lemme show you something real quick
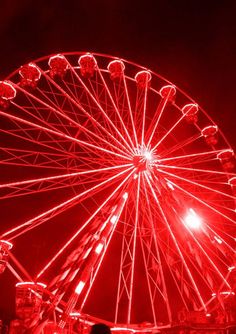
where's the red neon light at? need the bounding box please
[16,282,47,288]
[184,208,202,229]
[0,52,235,328]
[75,281,85,295]
[0,240,13,249]
[0,81,16,100]
[95,243,104,254]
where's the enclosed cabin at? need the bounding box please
[182,103,199,124]
[201,125,218,146]
[0,81,16,109]
[48,54,68,79]
[135,70,151,89]
[107,60,125,81]
[217,150,235,172]
[159,85,176,104]
[15,282,46,321]
[78,54,97,78]
[19,63,41,88]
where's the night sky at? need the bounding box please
[0,0,236,324]
[0,0,235,148]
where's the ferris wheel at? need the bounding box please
[0,52,236,332]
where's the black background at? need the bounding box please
[0,0,235,322]
[0,0,235,144]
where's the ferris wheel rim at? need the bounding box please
[0,51,235,329]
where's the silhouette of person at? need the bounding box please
[90,323,111,334]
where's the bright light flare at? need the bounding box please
[184,208,202,229]
[144,150,153,161]
[75,280,85,295]
[228,266,235,271]
[110,215,118,224]
[166,181,174,190]
[214,236,222,244]
[95,243,104,254]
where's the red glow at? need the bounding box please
[75,280,85,295]
[16,282,46,288]
[135,70,152,88]
[0,239,13,249]
[95,243,104,254]
[0,52,235,330]
[0,81,16,100]
[19,63,41,81]
[78,54,97,78]
[159,85,176,101]
[184,208,202,229]
[107,59,125,80]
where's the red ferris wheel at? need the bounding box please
[0,52,236,332]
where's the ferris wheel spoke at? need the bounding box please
[37,79,68,112]
[140,79,149,146]
[0,146,74,170]
[0,110,131,162]
[37,85,132,159]
[114,228,127,322]
[12,82,131,159]
[1,165,134,240]
[36,170,133,283]
[37,77,81,122]
[146,89,174,147]
[58,79,134,157]
[165,176,236,227]
[170,243,215,296]
[159,244,193,311]
[0,176,76,199]
[0,117,83,161]
[11,100,73,138]
[145,172,208,311]
[122,74,138,147]
[132,83,148,147]
[204,224,236,254]
[126,174,140,324]
[79,192,129,312]
[158,168,236,210]
[66,64,134,154]
[158,149,224,164]
[0,121,83,165]
[11,82,82,137]
[138,233,165,325]
[155,227,213,309]
[0,142,123,173]
[197,231,233,269]
[180,220,231,289]
[22,65,133,157]
[146,176,203,317]
[151,112,186,152]
[158,163,236,179]
[61,72,119,139]
[0,164,131,199]
[46,191,129,320]
[114,179,143,323]
[96,68,135,149]
[158,133,202,158]
[162,240,208,310]
[141,174,173,323]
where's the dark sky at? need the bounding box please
[0,0,235,145]
[0,0,236,323]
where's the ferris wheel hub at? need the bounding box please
[132,147,154,172]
